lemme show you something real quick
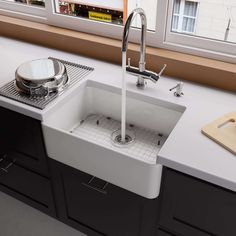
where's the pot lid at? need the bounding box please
[16,58,65,83]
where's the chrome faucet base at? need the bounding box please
[136,77,146,89]
[136,83,145,89]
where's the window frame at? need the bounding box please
[0,0,236,63]
[45,0,163,47]
[164,0,236,63]
[0,0,46,22]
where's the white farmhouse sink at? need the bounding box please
[42,80,186,198]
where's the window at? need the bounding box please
[52,0,158,31]
[166,0,236,62]
[170,0,236,43]
[172,0,198,34]
[54,0,124,25]
[1,0,45,7]
[0,0,46,21]
[0,0,235,63]
[45,0,160,46]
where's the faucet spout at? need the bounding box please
[122,8,147,77]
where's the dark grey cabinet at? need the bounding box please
[0,106,56,216]
[158,168,236,236]
[156,228,178,236]
[0,107,49,176]
[0,161,55,214]
[49,159,159,236]
[2,106,236,236]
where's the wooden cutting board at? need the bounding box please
[201,111,236,155]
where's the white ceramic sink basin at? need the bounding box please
[42,80,186,198]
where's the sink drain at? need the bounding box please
[111,129,135,147]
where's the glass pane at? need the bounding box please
[1,0,45,7]
[54,0,158,31]
[171,0,236,44]
[172,15,179,30]
[173,0,180,14]
[184,1,197,17]
[182,17,195,32]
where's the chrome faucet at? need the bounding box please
[122,8,166,89]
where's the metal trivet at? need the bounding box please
[70,114,167,164]
[0,57,94,110]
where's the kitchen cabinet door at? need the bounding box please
[159,168,236,236]
[0,107,49,176]
[50,159,159,236]
[0,158,56,216]
[156,228,179,236]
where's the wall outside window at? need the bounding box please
[195,0,236,43]
[170,0,236,43]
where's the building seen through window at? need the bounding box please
[54,0,236,43]
[57,1,123,25]
[2,0,45,7]
[54,0,158,31]
[172,0,198,33]
[171,0,236,43]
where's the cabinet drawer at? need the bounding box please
[160,168,236,236]
[50,159,158,236]
[2,149,49,177]
[0,159,55,216]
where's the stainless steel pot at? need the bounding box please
[15,58,69,97]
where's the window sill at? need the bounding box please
[0,15,235,92]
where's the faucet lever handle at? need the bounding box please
[158,64,167,77]
[169,85,178,91]
[128,58,131,67]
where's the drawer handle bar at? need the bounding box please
[82,176,109,195]
[0,154,7,163]
[0,154,16,173]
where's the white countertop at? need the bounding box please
[1,36,236,192]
